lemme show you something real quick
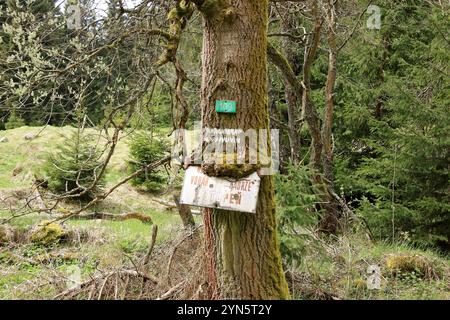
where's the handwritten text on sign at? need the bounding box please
[180,166,260,213]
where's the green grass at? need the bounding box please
[0,125,186,231]
[0,126,194,299]
[0,126,70,188]
[292,232,450,300]
[0,125,133,188]
[68,209,187,244]
[2,126,447,300]
[0,207,193,299]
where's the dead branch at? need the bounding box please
[65,212,153,224]
[53,269,158,300]
[156,281,186,300]
[152,198,178,210]
[165,225,203,284]
[143,224,159,266]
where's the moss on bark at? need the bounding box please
[198,0,290,299]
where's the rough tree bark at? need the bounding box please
[173,194,195,229]
[194,0,290,299]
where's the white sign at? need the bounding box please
[180,166,260,213]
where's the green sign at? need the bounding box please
[215,100,237,114]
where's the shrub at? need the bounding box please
[29,220,66,245]
[275,164,323,265]
[0,225,15,244]
[5,109,25,129]
[42,131,105,200]
[385,254,440,280]
[128,132,168,193]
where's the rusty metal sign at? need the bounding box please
[180,166,260,213]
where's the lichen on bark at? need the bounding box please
[156,1,194,67]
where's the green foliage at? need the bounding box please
[129,83,173,130]
[117,237,147,254]
[0,0,132,127]
[128,132,168,193]
[334,1,450,250]
[0,0,68,126]
[275,164,322,265]
[289,231,450,300]
[5,108,25,129]
[42,131,105,200]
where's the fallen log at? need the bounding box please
[69,212,152,224]
[151,198,201,215]
[152,198,177,210]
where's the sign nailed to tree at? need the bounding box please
[180,166,260,213]
[215,100,237,113]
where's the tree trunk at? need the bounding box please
[267,7,342,234]
[302,5,323,172]
[173,194,195,229]
[196,0,290,299]
[322,1,337,188]
[281,16,301,164]
[374,34,389,119]
[318,1,340,234]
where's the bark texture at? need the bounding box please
[173,194,195,229]
[197,0,290,299]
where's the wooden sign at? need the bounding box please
[215,100,237,113]
[180,166,260,213]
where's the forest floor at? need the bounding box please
[0,126,449,300]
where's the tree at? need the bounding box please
[43,130,105,200]
[267,1,344,233]
[0,0,61,125]
[128,131,169,192]
[335,0,450,249]
[278,6,304,165]
[193,0,290,299]
[4,106,24,129]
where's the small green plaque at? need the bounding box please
[215,100,237,114]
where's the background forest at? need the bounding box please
[0,0,448,300]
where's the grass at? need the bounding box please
[1,126,448,300]
[68,209,188,245]
[290,232,450,300]
[0,125,132,188]
[0,207,195,299]
[0,126,195,299]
